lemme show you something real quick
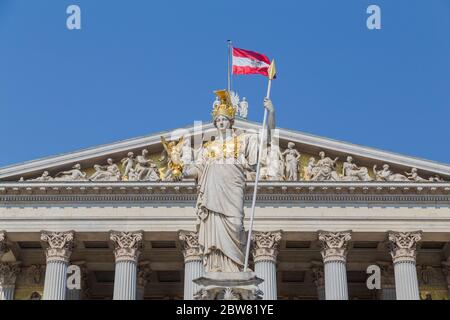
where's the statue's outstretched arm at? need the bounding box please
[263,98,276,143]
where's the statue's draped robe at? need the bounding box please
[311,157,340,181]
[194,132,258,272]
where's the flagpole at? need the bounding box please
[227,40,232,92]
[243,60,275,272]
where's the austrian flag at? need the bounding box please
[232,47,273,77]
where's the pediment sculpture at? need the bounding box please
[18,145,446,183]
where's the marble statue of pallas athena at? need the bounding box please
[183,90,275,273]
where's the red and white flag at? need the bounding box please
[232,47,272,77]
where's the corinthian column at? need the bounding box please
[251,231,282,300]
[41,231,75,300]
[110,231,143,300]
[0,262,21,300]
[318,230,352,300]
[179,230,203,300]
[388,231,422,300]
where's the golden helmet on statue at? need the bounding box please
[211,89,236,120]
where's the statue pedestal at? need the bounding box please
[193,272,263,300]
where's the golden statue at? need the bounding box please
[160,135,185,180]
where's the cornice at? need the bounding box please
[0,181,449,205]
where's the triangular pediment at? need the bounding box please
[1,119,449,182]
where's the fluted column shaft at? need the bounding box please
[388,231,422,300]
[43,260,69,300]
[41,231,75,300]
[324,260,348,300]
[113,260,137,300]
[184,257,203,300]
[318,230,352,300]
[110,231,143,300]
[179,231,203,300]
[393,261,420,300]
[254,260,277,300]
[251,231,282,300]
[0,285,15,300]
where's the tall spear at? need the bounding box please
[244,59,277,272]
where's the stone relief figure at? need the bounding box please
[341,156,372,181]
[405,168,428,182]
[304,157,316,181]
[135,149,160,181]
[228,91,249,119]
[20,171,53,182]
[429,174,445,182]
[89,158,121,181]
[260,143,284,181]
[183,90,276,273]
[282,142,301,181]
[229,91,240,110]
[373,164,409,181]
[310,151,340,181]
[54,164,87,181]
[120,152,135,180]
[127,167,139,181]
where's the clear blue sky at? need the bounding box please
[1,0,449,167]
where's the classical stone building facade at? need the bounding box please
[1,119,449,300]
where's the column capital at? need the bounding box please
[388,231,422,264]
[251,230,283,263]
[0,262,21,286]
[318,230,352,263]
[178,230,202,263]
[40,231,75,263]
[110,230,144,263]
[0,231,8,257]
[137,261,152,289]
